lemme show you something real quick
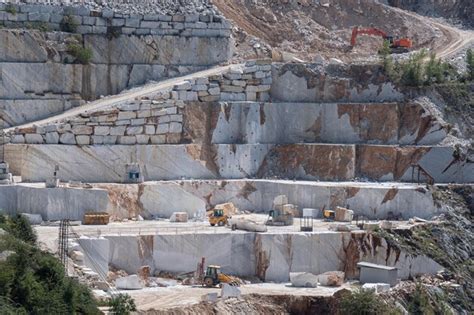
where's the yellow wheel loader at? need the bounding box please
[203,265,240,287]
[208,209,229,227]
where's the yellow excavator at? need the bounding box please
[203,265,241,287]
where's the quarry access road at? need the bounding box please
[388,6,474,59]
[4,64,238,133]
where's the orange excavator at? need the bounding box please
[350,26,412,54]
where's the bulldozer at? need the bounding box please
[203,265,241,287]
[350,26,412,53]
[208,209,229,227]
[265,209,294,226]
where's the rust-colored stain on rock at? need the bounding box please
[237,182,257,199]
[382,188,399,204]
[257,144,354,180]
[137,235,154,261]
[185,144,220,177]
[399,102,441,144]
[356,145,430,180]
[337,103,398,142]
[345,187,360,199]
[182,102,219,144]
[259,103,266,125]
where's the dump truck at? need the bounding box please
[208,209,229,226]
[203,265,240,287]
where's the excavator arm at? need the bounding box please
[351,26,388,46]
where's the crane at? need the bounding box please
[350,26,413,54]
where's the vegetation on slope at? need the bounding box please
[0,214,100,314]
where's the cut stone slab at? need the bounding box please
[290,272,318,288]
[116,275,143,290]
[362,283,391,293]
[335,207,354,222]
[221,283,241,299]
[170,212,188,222]
[202,292,218,302]
[317,271,344,287]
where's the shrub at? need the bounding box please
[339,288,399,315]
[467,49,474,81]
[1,214,37,244]
[5,4,17,15]
[67,44,93,65]
[60,15,78,33]
[109,294,137,315]
[0,215,100,314]
[26,22,50,32]
[407,283,436,315]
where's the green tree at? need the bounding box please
[6,215,37,244]
[109,294,137,315]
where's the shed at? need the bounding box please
[357,262,398,287]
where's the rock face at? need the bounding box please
[105,230,442,282]
[0,2,233,127]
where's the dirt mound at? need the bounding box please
[213,0,441,62]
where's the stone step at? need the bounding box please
[6,143,472,183]
[0,179,448,221]
[184,101,446,145]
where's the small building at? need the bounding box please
[357,262,398,287]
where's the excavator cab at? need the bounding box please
[203,265,240,287]
[204,265,221,287]
[209,209,229,226]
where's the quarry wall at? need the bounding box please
[105,231,442,282]
[0,3,232,127]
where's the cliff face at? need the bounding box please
[387,0,474,28]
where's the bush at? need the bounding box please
[407,283,436,315]
[339,288,399,315]
[67,44,93,65]
[109,294,137,315]
[0,214,37,244]
[5,4,17,15]
[0,216,100,314]
[382,49,458,87]
[467,49,474,81]
[60,15,79,33]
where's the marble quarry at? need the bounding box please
[104,230,442,282]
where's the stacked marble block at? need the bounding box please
[0,3,231,37]
[0,162,12,184]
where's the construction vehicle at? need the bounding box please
[350,26,412,53]
[265,209,294,226]
[203,265,240,287]
[83,212,110,225]
[323,210,335,222]
[208,209,229,226]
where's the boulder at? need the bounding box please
[273,195,288,210]
[214,202,238,216]
[379,221,393,230]
[221,283,241,299]
[202,292,218,302]
[335,207,353,222]
[317,271,345,287]
[362,283,391,293]
[170,212,188,222]
[20,213,43,225]
[116,275,143,290]
[70,250,85,263]
[282,204,300,217]
[290,272,318,288]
